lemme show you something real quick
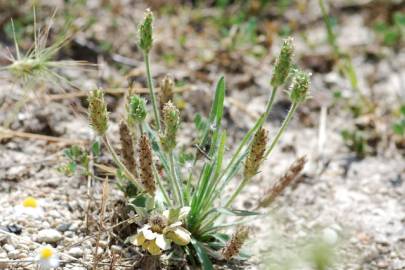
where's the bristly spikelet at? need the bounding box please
[244,128,268,179]
[160,101,180,153]
[119,121,137,177]
[258,156,306,208]
[271,37,294,88]
[221,227,250,261]
[138,9,154,53]
[88,89,108,136]
[139,134,156,195]
[159,75,175,112]
[289,70,311,104]
[3,11,91,89]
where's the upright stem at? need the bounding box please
[218,87,278,180]
[102,135,144,191]
[152,163,172,207]
[264,102,298,159]
[144,52,161,131]
[224,176,251,208]
[169,152,184,206]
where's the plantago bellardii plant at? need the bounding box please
[83,9,310,269]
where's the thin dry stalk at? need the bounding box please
[258,156,306,208]
[85,149,95,232]
[92,177,110,270]
[0,127,88,145]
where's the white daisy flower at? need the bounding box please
[36,245,59,269]
[15,197,44,218]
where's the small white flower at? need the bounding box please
[15,197,44,218]
[36,246,59,269]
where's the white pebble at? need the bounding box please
[322,227,338,245]
[37,229,63,244]
[68,247,83,258]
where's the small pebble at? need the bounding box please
[3,244,15,253]
[37,229,63,244]
[57,223,71,232]
[68,247,83,258]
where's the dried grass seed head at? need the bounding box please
[139,134,156,195]
[88,89,109,136]
[159,75,175,110]
[244,128,268,179]
[259,156,306,208]
[222,226,250,261]
[119,121,137,176]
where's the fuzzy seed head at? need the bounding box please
[289,70,311,104]
[259,156,306,208]
[88,89,108,136]
[139,135,156,195]
[244,128,268,179]
[138,9,154,53]
[271,37,294,88]
[119,121,137,177]
[222,227,250,260]
[160,101,180,152]
[128,95,147,124]
[159,75,175,112]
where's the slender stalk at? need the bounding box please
[264,102,298,158]
[224,176,251,208]
[152,162,172,207]
[102,135,144,191]
[318,0,339,57]
[169,152,184,206]
[144,52,161,131]
[318,0,371,109]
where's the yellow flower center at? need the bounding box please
[22,197,38,208]
[39,247,53,259]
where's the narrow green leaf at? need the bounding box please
[208,76,226,126]
[191,239,214,270]
[214,208,261,217]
